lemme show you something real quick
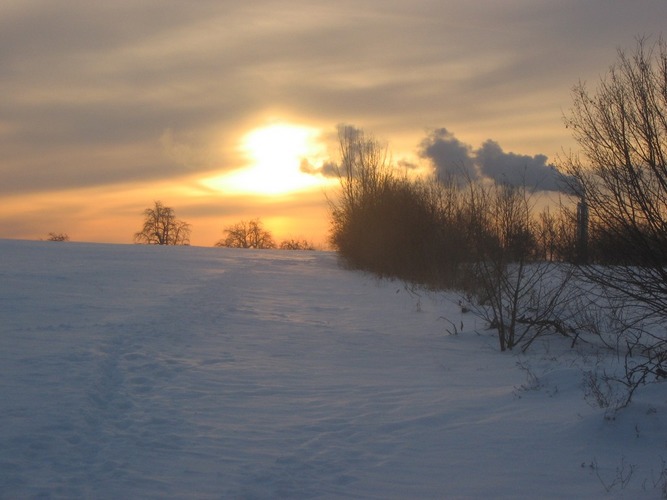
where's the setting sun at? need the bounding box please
[203,122,331,196]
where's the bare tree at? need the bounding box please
[328,124,404,274]
[334,124,392,204]
[134,201,191,245]
[328,125,393,256]
[561,36,667,397]
[46,232,70,242]
[215,219,276,249]
[279,238,316,250]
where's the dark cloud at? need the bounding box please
[419,129,570,193]
[418,128,476,181]
[475,140,566,192]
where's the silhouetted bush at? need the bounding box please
[216,219,276,249]
[46,232,70,242]
[279,239,316,250]
[328,126,476,287]
[333,177,450,284]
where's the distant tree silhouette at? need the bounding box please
[134,201,191,245]
[46,232,69,242]
[279,238,316,250]
[215,219,276,249]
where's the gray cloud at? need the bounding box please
[418,128,476,181]
[419,129,569,193]
[477,140,568,192]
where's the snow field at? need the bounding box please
[0,239,665,498]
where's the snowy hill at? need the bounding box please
[0,239,665,498]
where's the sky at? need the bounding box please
[2,0,666,247]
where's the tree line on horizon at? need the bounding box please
[46,203,315,250]
[130,200,315,250]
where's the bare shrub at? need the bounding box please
[575,287,666,414]
[587,457,636,493]
[279,239,316,250]
[462,182,577,351]
[46,232,70,242]
[216,219,276,249]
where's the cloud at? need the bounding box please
[418,128,477,181]
[419,129,570,193]
[160,129,214,171]
[300,159,339,178]
[475,139,566,192]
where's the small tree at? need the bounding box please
[134,201,191,245]
[328,124,394,266]
[46,232,70,242]
[215,219,276,249]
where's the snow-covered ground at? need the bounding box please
[1,239,665,499]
